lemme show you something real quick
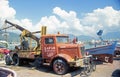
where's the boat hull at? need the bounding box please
[85,41,117,63]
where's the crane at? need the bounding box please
[3,20,40,44]
[1,20,46,51]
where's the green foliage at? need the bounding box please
[0,53,4,60]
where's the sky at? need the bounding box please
[0,0,120,37]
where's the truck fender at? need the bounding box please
[9,51,19,60]
[54,54,73,63]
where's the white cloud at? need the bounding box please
[0,0,120,38]
[0,0,33,33]
[20,19,33,31]
[36,16,61,33]
[0,0,16,30]
[81,6,120,36]
[0,0,16,19]
[53,7,84,35]
[53,7,77,21]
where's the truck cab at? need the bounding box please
[41,34,85,74]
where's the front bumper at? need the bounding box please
[69,59,83,67]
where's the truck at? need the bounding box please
[3,20,95,75]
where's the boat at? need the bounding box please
[0,40,10,54]
[0,40,9,48]
[85,41,117,63]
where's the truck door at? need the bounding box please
[42,37,56,59]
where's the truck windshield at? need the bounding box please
[56,36,69,43]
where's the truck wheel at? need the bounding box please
[5,55,12,65]
[53,59,68,75]
[12,56,21,66]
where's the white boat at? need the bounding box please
[0,40,9,48]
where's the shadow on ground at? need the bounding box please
[36,66,85,77]
[0,63,91,77]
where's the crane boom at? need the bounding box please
[5,20,25,31]
[4,20,39,44]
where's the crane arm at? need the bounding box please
[4,20,39,44]
[5,20,25,31]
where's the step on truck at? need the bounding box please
[3,20,95,75]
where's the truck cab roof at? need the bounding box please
[41,34,69,37]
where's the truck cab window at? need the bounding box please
[45,38,54,44]
[56,36,69,43]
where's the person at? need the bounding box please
[72,37,78,44]
[21,37,29,50]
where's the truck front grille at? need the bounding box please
[80,46,85,56]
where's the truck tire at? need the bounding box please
[5,55,12,65]
[53,59,68,75]
[12,56,21,66]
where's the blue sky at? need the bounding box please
[0,0,120,36]
[9,0,120,23]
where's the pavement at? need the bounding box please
[0,60,5,64]
[0,60,120,77]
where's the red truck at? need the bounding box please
[4,20,95,75]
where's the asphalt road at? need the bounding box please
[0,59,120,77]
